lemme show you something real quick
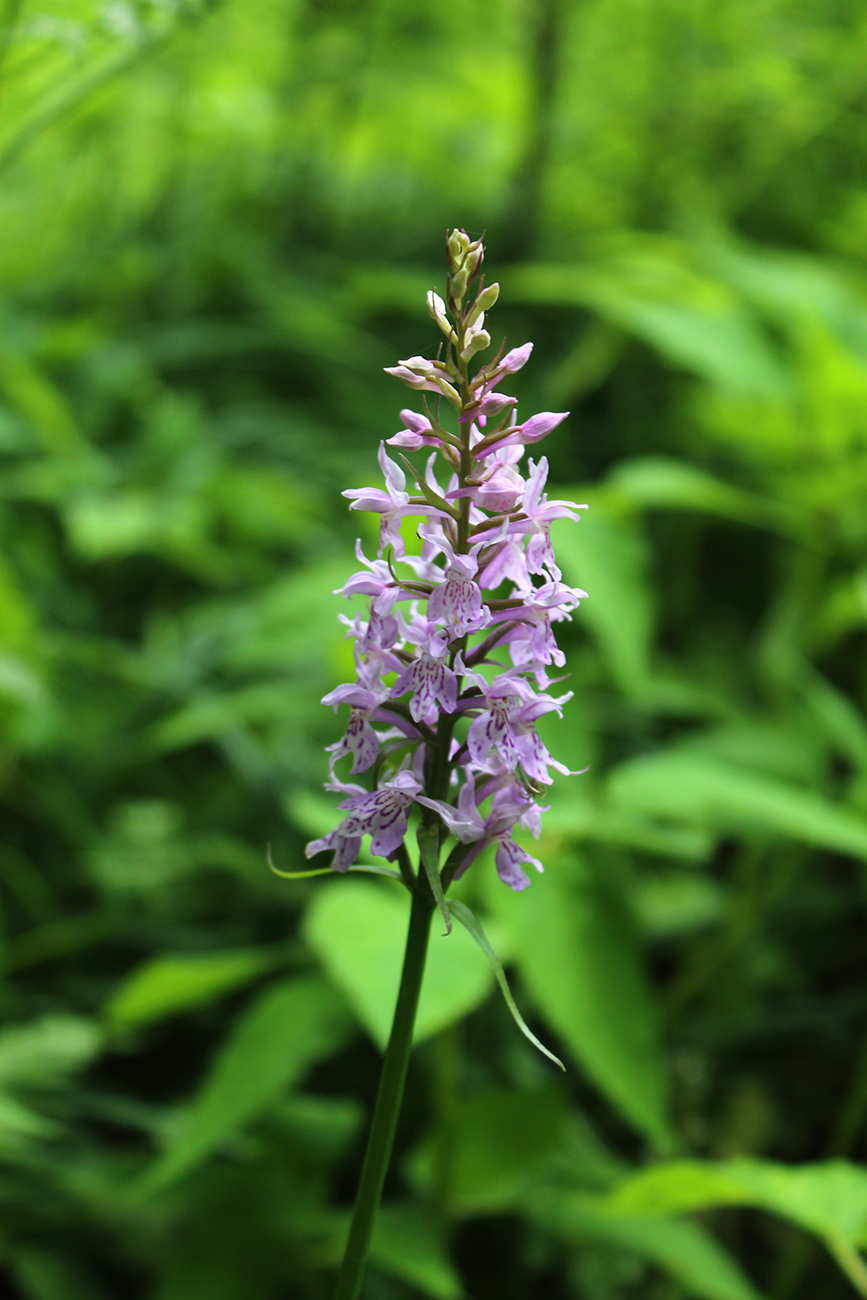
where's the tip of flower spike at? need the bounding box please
[446,229,485,294]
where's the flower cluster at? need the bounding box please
[307,230,587,891]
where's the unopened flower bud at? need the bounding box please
[401,409,434,434]
[477,471,523,513]
[500,342,533,373]
[448,228,470,264]
[461,327,491,361]
[383,366,431,389]
[426,291,454,339]
[517,410,569,442]
[450,268,468,302]
[480,392,517,417]
[385,357,450,393]
[464,247,483,281]
[399,355,438,379]
[386,409,438,450]
[467,283,499,327]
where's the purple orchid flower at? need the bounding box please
[306,769,422,868]
[387,409,441,451]
[391,622,458,723]
[322,673,391,773]
[342,443,417,558]
[417,771,545,891]
[427,546,490,637]
[462,668,573,784]
[335,540,403,614]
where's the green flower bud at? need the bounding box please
[464,247,483,281]
[448,229,470,264]
[466,282,499,327]
[460,328,491,361]
[450,267,468,302]
[426,290,455,339]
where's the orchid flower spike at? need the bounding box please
[307,229,587,889]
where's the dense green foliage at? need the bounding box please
[3,1,867,1297]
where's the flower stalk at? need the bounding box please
[333,880,435,1300]
[308,229,587,1299]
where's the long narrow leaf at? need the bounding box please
[446,899,564,1071]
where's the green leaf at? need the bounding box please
[605,1158,867,1245]
[303,879,494,1048]
[66,491,167,561]
[506,255,789,396]
[536,1190,767,1300]
[228,558,357,673]
[276,1094,363,1163]
[0,1016,101,1151]
[438,1087,568,1216]
[551,509,654,694]
[674,722,823,785]
[418,823,451,934]
[544,801,714,863]
[632,871,726,939]
[0,554,37,655]
[370,1205,463,1299]
[608,752,867,860]
[104,949,278,1029]
[598,293,786,396]
[446,898,563,1070]
[488,854,670,1146]
[796,663,867,775]
[707,242,862,330]
[607,457,794,532]
[0,1015,101,1088]
[140,976,353,1193]
[409,1087,569,1215]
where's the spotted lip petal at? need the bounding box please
[392,653,458,723]
[305,828,362,873]
[326,710,381,774]
[308,771,422,864]
[427,555,491,637]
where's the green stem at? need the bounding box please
[333,880,435,1300]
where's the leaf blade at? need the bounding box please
[488,854,671,1145]
[139,975,353,1193]
[446,898,564,1071]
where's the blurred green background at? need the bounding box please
[3,1,867,1297]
